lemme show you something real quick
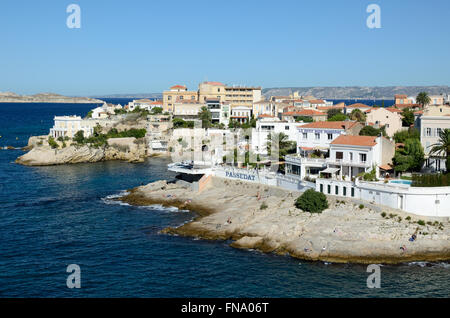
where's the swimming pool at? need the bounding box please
[389,179,413,185]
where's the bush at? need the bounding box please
[48,136,59,149]
[295,189,328,213]
[359,204,364,210]
[260,202,268,210]
[381,212,386,218]
[412,173,450,187]
[417,220,425,226]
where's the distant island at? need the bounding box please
[0,92,104,104]
[262,86,450,100]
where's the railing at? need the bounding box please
[326,158,369,167]
[285,155,327,165]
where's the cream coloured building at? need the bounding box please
[50,116,94,139]
[365,107,403,137]
[198,81,261,108]
[163,85,198,113]
[173,100,205,119]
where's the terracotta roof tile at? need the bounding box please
[299,121,359,130]
[331,135,378,147]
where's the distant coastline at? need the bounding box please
[0,92,104,104]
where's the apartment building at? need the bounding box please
[198,81,262,108]
[365,107,403,137]
[251,117,305,154]
[252,100,276,118]
[205,98,230,126]
[325,135,395,179]
[420,114,450,172]
[163,85,198,113]
[173,100,205,120]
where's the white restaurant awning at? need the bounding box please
[321,167,340,174]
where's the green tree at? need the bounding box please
[428,129,450,172]
[327,108,343,120]
[359,125,381,136]
[349,109,366,122]
[393,138,425,173]
[393,127,420,143]
[73,130,85,144]
[416,92,431,108]
[198,106,212,129]
[295,189,329,213]
[328,113,348,121]
[151,107,163,114]
[266,132,296,160]
[401,108,415,127]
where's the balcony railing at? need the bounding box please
[326,158,369,167]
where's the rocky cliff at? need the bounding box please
[16,137,147,166]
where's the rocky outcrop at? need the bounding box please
[120,177,450,264]
[16,137,147,166]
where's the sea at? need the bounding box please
[0,100,449,298]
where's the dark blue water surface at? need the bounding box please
[0,102,449,298]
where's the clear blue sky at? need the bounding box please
[1,0,449,96]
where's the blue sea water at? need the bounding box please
[0,102,449,298]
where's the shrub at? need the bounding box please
[412,173,450,187]
[359,204,364,210]
[295,189,328,213]
[417,220,426,226]
[48,136,59,149]
[406,216,411,221]
[381,212,386,218]
[260,202,268,210]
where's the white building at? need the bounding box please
[91,106,109,119]
[325,135,395,179]
[230,106,252,124]
[420,114,450,172]
[49,116,94,139]
[127,99,162,112]
[206,98,231,126]
[250,117,305,154]
[296,121,362,155]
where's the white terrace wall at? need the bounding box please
[316,178,450,217]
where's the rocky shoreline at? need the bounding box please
[119,177,450,264]
[0,92,103,104]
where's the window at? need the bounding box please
[168,96,172,100]
[191,96,195,100]
[351,188,355,197]
[335,186,339,195]
[303,133,307,139]
[180,96,184,100]
[285,126,289,130]
[327,133,333,140]
[350,152,353,161]
[327,185,331,194]
[343,187,347,196]
[437,128,442,136]
[336,152,343,160]
[315,133,320,140]
[426,128,432,136]
[360,153,367,162]
[320,184,323,193]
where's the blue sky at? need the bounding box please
[1,0,449,96]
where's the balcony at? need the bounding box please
[326,158,370,167]
[285,155,327,165]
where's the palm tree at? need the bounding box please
[349,109,366,122]
[198,106,212,129]
[429,129,450,172]
[416,92,431,108]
